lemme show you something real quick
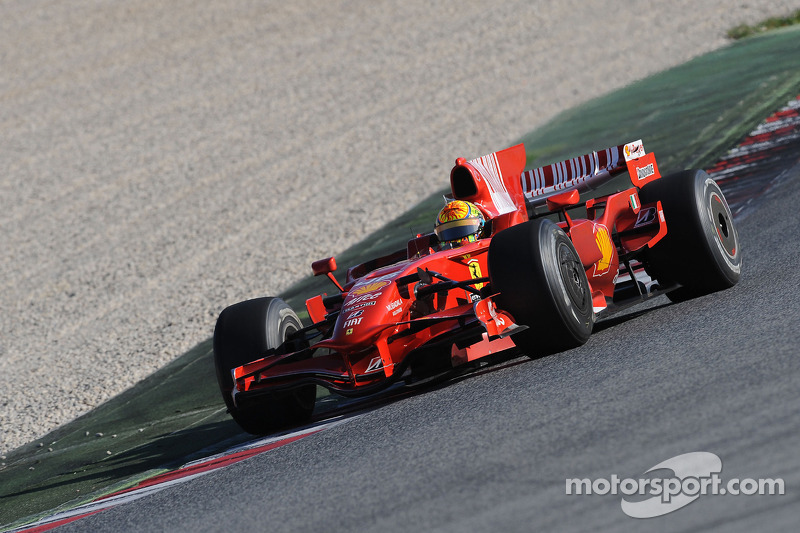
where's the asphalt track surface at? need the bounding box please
[57,163,800,531]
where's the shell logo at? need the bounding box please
[593,225,614,277]
[623,140,645,161]
[350,280,390,295]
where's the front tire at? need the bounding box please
[639,169,741,301]
[213,297,316,435]
[488,218,593,356]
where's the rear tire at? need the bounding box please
[639,169,741,301]
[213,297,315,435]
[488,218,593,356]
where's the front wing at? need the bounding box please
[231,299,521,403]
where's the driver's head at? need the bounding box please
[434,200,485,248]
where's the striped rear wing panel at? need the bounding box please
[522,142,641,207]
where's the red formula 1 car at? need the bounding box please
[214,141,741,434]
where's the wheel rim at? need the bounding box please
[557,242,589,309]
[709,191,737,258]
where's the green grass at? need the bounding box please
[728,9,800,39]
[2,24,800,531]
[519,26,800,174]
[0,340,250,528]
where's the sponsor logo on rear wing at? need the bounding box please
[623,139,646,161]
[625,149,661,187]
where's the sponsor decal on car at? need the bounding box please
[343,291,383,309]
[623,140,645,161]
[343,317,363,329]
[593,225,614,277]
[634,206,658,228]
[343,300,377,311]
[350,280,390,295]
[385,299,402,313]
[635,163,655,182]
[346,309,364,320]
[365,356,384,373]
[467,259,485,290]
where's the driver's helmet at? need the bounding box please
[434,200,485,248]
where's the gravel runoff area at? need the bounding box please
[1,0,797,455]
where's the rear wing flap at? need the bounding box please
[521,139,661,208]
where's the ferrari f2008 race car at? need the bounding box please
[214,140,741,435]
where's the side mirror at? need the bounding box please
[311,257,344,292]
[312,257,337,276]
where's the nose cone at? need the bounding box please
[333,278,401,344]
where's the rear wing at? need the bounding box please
[450,140,661,227]
[521,140,660,207]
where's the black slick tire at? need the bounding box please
[213,297,315,435]
[639,169,741,301]
[488,218,593,356]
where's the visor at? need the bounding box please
[435,218,482,243]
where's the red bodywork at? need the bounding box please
[232,141,667,402]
